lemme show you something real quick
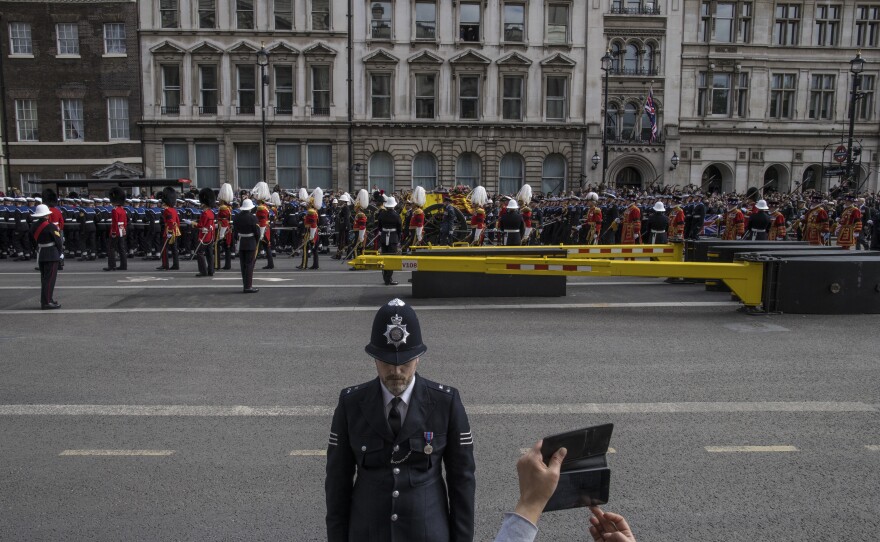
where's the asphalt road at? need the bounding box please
[0,255,878,541]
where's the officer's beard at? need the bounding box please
[383,375,412,396]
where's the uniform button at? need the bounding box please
[391,514,398,521]
[393,467,400,475]
[393,445,399,451]
[361,445,367,451]
[392,491,399,498]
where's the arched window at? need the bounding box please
[499,153,524,195]
[610,42,622,72]
[412,152,438,189]
[642,43,654,73]
[456,152,481,187]
[606,102,618,139]
[622,102,637,140]
[542,154,566,195]
[369,151,394,193]
[624,43,638,74]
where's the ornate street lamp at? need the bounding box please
[256,43,270,183]
[846,51,866,190]
[669,151,679,171]
[591,151,600,170]
[600,49,613,187]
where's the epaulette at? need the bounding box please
[219,204,229,211]
[307,208,318,215]
[340,383,370,398]
[427,382,455,395]
[413,208,424,215]
[475,208,485,215]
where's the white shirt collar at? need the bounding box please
[380,374,417,407]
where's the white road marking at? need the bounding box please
[59,449,175,457]
[0,401,874,418]
[289,449,327,456]
[705,445,799,453]
[0,284,397,290]
[0,301,740,315]
[865,445,880,451]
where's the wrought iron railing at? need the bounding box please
[610,4,661,15]
[161,106,179,115]
[610,66,660,76]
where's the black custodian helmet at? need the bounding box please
[365,298,427,366]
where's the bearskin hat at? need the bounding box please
[109,187,126,206]
[160,186,178,207]
[41,188,59,206]
[198,187,216,207]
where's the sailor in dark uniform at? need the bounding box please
[376,197,402,285]
[499,199,525,246]
[747,199,772,240]
[233,198,260,293]
[647,201,669,244]
[29,205,63,309]
[325,298,476,542]
[688,194,706,240]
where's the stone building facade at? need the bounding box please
[0,0,142,193]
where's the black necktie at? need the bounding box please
[388,397,402,436]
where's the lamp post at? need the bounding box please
[600,49,613,187]
[256,43,270,183]
[669,151,679,171]
[846,51,865,190]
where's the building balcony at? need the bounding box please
[312,107,330,117]
[610,67,660,76]
[236,105,256,115]
[198,105,218,115]
[161,106,180,116]
[609,4,661,15]
[607,135,663,145]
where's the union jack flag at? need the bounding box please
[644,87,658,143]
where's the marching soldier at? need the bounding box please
[580,192,602,245]
[376,196,402,285]
[517,184,534,245]
[157,187,181,270]
[12,197,32,261]
[351,189,370,258]
[499,198,525,246]
[768,199,787,241]
[600,193,618,244]
[746,199,772,241]
[299,187,323,270]
[667,197,686,241]
[30,204,63,310]
[233,198,260,293]
[325,298,476,542]
[620,194,641,245]
[216,183,235,270]
[195,187,216,276]
[836,194,862,249]
[468,186,488,246]
[408,186,427,247]
[803,194,830,246]
[722,197,745,240]
[104,187,128,271]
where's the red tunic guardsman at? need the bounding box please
[352,189,369,257]
[158,187,181,270]
[620,195,641,244]
[803,195,830,245]
[768,200,787,241]
[299,187,322,270]
[469,186,488,246]
[722,197,745,240]
[582,192,602,245]
[251,181,274,269]
[42,188,66,264]
[216,183,234,270]
[516,184,533,244]
[104,187,128,271]
[195,187,216,276]
[835,194,862,249]
[409,186,426,246]
[667,200,686,241]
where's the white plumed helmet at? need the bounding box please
[355,189,370,209]
[298,187,310,202]
[218,183,234,204]
[310,187,324,210]
[411,186,426,207]
[269,192,281,206]
[251,181,270,202]
[516,184,532,206]
[469,185,488,207]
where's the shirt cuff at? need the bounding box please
[492,512,538,542]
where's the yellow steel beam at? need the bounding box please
[410,243,683,261]
[347,254,764,307]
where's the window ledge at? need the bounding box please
[8,54,34,59]
[367,38,395,45]
[55,54,81,59]
[455,40,484,48]
[62,139,86,143]
[542,42,572,49]
[411,39,439,45]
[102,53,128,58]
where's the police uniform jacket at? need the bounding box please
[376,208,402,248]
[498,210,524,246]
[232,210,260,251]
[747,211,771,240]
[30,219,63,262]
[326,374,476,542]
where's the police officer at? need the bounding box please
[376,197,402,285]
[233,198,260,293]
[325,298,476,542]
[30,205,63,309]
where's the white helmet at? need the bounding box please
[516,184,532,206]
[32,204,52,217]
[251,181,270,202]
[411,186,427,207]
[240,198,255,211]
[310,187,324,210]
[218,183,234,204]
[384,196,398,209]
[755,199,769,210]
[653,202,666,212]
[506,199,519,210]
[355,189,370,209]
[469,186,488,207]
